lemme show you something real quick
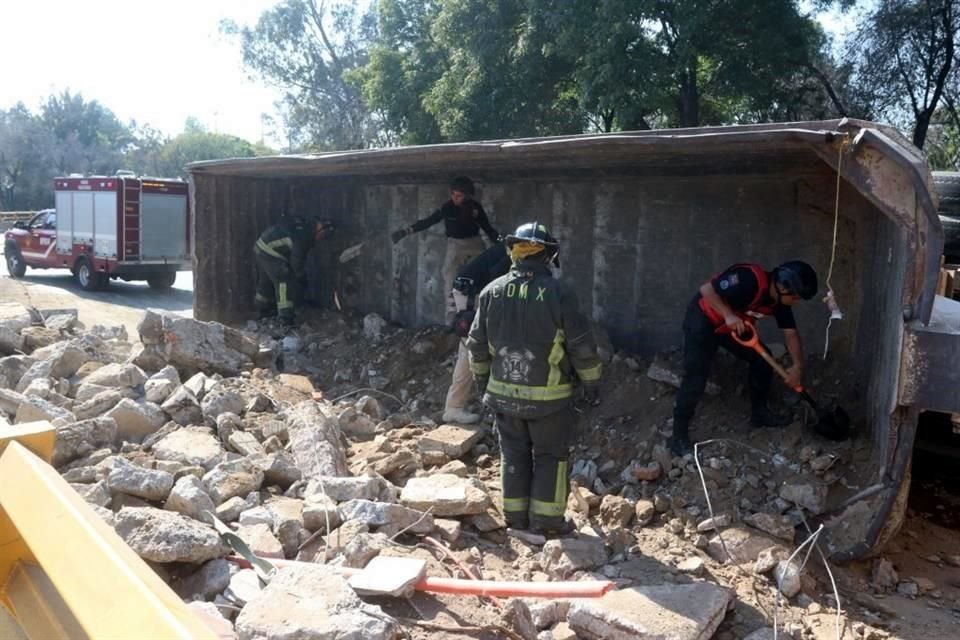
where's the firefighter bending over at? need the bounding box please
[669,260,818,456]
[467,222,602,534]
[254,217,335,327]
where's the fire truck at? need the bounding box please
[3,174,191,290]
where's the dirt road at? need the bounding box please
[0,258,193,340]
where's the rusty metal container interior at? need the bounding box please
[189,120,944,559]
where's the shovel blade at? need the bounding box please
[815,406,851,441]
[339,242,364,263]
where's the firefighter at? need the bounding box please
[254,217,335,327]
[391,176,499,322]
[669,261,818,456]
[443,241,512,424]
[467,222,602,534]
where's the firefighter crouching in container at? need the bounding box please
[443,241,512,425]
[669,260,819,456]
[466,223,602,534]
[254,217,335,327]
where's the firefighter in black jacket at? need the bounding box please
[254,217,335,326]
[467,223,601,533]
[669,261,818,456]
[443,242,512,424]
[391,176,499,322]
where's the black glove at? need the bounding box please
[474,375,489,396]
[391,228,409,244]
[581,385,600,407]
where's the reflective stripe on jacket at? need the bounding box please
[466,258,601,418]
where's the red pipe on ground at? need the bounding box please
[226,555,614,598]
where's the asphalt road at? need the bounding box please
[0,255,193,340]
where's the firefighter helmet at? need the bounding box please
[504,222,559,249]
[774,260,818,300]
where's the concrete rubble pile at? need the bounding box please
[0,302,925,639]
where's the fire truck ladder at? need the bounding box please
[122,180,141,261]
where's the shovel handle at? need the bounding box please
[730,325,802,393]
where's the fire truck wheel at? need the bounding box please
[4,245,27,278]
[74,258,105,291]
[147,271,177,290]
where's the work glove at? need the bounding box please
[391,228,409,244]
[581,385,600,407]
[474,375,489,397]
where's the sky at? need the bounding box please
[0,0,283,143]
[0,1,858,147]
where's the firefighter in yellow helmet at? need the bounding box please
[466,222,602,534]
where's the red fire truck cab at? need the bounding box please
[4,175,191,290]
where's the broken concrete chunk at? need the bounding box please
[137,310,259,376]
[216,494,259,523]
[744,512,796,541]
[201,386,245,422]
[342,532,392,568]
[21,326,62,351]
[707,527,779,564]
[567,583,734,640]
[248,451,302,489]
[779,479,828,514]
[306,475,384,502]
[164,475,216,522]
[183,372,209,399]
[83,362,147,388]
[235,564,400,640]
[696,514,731,532]
[203,458,265,505]
[399,473,491,516]
[153,427,225,470]
[773,559,803,597]
[71,479,111,507]
[228,431,264,456]
[754,546,788,575]
[302,494,342,533]
[348,556,426,598]
[113,506,224,563]
[224,568,263,607]
[285,400,349,479]
[354,395,384,421]
[108,457,175,501]
[105,398,166,443]
[236,523,284,559]
[175,558,232,601]
[0,355,35,390]
[599,495,634,530]
[144,365,181,404]
[338,499,434,534]
[540,537,608,577]
[161,386,203,426]
[0,303,33,334]
[264,497,305,558]
[338,407,378,437]
[73,389,123,421]
[418,423,486,458]
[15,395,75,425]
[433,518,462,543]
[0,325,25,356]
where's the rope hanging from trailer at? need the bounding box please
[822,135,850,361]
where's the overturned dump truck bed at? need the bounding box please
[188,119,953,560]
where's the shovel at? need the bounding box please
[339,232,381,264]
[731,325,850,440]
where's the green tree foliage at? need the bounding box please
[221,0,377,150]
[846,0,960,149]
[0,104,57,210]
[153,121,258,178]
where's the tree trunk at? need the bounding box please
[678,59,700,127]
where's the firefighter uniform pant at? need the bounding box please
[445,291,473,411]
[443,236,485,323]
[496,410,573,530]
[255,251,296,321]
[673,300,774,439]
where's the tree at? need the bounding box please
[153,122,258,178]
[41,90,133,174]
[847,0,960,148]
[0,104,57,210]
[222,0,378,150]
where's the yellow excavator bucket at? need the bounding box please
[0,422,216,639]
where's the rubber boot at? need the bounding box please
[667,418,693,456]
